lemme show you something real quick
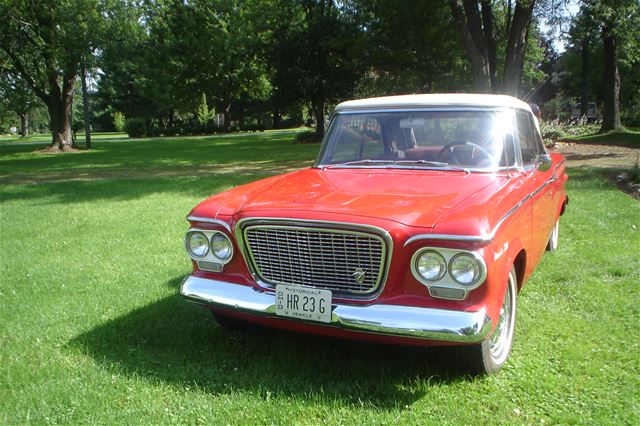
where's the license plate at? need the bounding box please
[275,285,332,323]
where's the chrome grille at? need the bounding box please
[243,225,386,295]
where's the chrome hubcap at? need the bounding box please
[489,274,515,364]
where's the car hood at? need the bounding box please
[197,168,500,228]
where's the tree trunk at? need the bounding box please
[223,101,231,133]
[480,0,498,91]
[449,0,491,92]
[47,99,73,151]
[313,98,325,138]
[46,71,75,152]
[580,37,589,116]
[600,23,622,132]
[503,0,535,97]
[20,113,28,137]
[81,59,91,149]
[272,109,282,129]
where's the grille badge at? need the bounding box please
[352,268,367,284]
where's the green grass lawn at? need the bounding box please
[1,133,639,424]
[0,130,316,185]
[562,129,640,148]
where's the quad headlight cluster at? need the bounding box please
[185,229,233,266]
[411,247,487,299]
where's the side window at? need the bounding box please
[501,134,517,167]
[532,118,546,156]
[361,118,384,157]
[516,111,539,164]
[330,117,383,162]
[330,117,361,162]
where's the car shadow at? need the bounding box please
[71,277,477,410]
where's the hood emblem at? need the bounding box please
[352,268,367,284]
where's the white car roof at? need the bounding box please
[335,93,532,112]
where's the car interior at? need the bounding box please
[323,111,519,168]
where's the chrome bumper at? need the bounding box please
[181,276,492,343]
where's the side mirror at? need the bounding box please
[537,154,552,172]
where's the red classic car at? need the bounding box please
[181,94,568,374]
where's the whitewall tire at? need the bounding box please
[546,219,560,252]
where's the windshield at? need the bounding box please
[316,109,517,170]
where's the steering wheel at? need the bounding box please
[437,140,494,166]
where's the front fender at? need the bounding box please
[485,237,525,329]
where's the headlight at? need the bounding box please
[186,231,209,258]
[416,250,446,282]
[449,253,482,285]
[210,232,232,261]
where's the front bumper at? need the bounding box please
[181,276,492,343]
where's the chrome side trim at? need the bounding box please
[186,216,232,232]
[405,234,491,244]
[234,217,393,301]
[181,276,491,343]
[404,174,557,246]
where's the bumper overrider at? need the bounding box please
[181,276,492,343]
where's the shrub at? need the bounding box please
[113,111,125,132]
[195,93,211,127]
[295,131,322,144]
[72,120,85,133]
[124,118,146,138]
[629,162,640,185]
[539,119,601,147]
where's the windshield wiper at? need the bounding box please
[391,160,448,167]
[394,159,471,173]
[325,159,396,167]
[325,159,470,171]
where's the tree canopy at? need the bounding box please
[1,0,639,143]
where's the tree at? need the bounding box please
[568,0,640,132]
[95,1,158,123]
[0,0,106,151]
[145,0,271,132]
[568,9,598,116]
[269,0,366,137]
[196,92,211,126]
[448,0,537,96]
[112,111,125,132]
[350,0,469,96]
[0,66,41,136]
[590,0,638,132]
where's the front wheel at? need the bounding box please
[463,267,518,374]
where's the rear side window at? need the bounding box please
[329,116,384,162]
[516,111,541,164]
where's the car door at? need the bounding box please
[516,111,556,267]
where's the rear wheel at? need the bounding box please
[463,267,517,374]
[546,219,559,251]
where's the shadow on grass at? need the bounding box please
[562,152,625,162]
[0,174,272,205]
[71,277,475,410]
[0,132,317,177]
